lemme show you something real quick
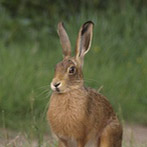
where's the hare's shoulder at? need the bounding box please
[85,87,115,117]
[85,87,107,101]
[85,87,111,104]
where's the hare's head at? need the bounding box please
[51,21,94,93]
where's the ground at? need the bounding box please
[0,124,147,147]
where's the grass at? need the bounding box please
[0,4,147,145]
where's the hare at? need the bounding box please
[47,21,122,147]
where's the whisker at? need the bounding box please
[36,89,50,98]
[38,90,52,101]
[37,84,50,90]
[44,90,52,99]
[84,78,99,84]
[41,91,52,120]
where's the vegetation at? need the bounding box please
[0,1,147,144]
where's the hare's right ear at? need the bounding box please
[57,22,71,58]
[75,21,94,66]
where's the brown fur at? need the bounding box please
[47,21,122,147]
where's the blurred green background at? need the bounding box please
[0,0,147,137]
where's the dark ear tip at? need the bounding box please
[83,21,94,26]
[81,21,94,35]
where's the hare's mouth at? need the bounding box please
[54,87,68,93]
[50,82,70,93]
[51,86,61,93]
[51,85,64,93]
[52,87,69,94]
[55,87,60,92]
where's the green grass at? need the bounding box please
[0,4,147,138]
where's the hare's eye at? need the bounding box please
[69,66,76,74]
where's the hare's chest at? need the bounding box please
[48,95,86,137]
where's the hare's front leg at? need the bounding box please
[77,139,86,147]
[58,141,65,147]
[99,121,122,147]
[58,138,68,147]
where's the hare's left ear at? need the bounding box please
[75,21,94,66]
[57,22,71,58]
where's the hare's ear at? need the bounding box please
[75,21,94,66]
[57,22,71,58]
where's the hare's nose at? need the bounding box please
[54,82,61,88]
